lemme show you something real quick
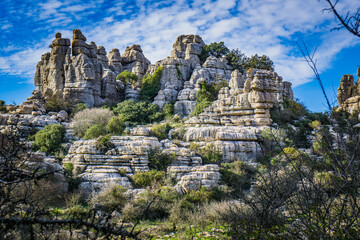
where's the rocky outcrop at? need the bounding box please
[337,69,360,115]
[62,136,205,195]
[34,30,150,107]
[174,164,220,193]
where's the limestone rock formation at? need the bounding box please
[34,30,150,108]
[175,164,220,193]
[337,69,360,115]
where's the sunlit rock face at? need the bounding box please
[336,69,360,117]
[34,30,150,107]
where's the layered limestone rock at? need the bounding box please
[175,164,221,193]
[182,68,292,162]
[152,35,205,108]
[34,30,150,107]
[62,136,205,194]
[336,70,360,115]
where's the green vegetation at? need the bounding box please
[83,124,106,140]
[106,115,125,135]
[91,185,128,212]
[132,170,165,188]
[192,80,228,116]
[151,123,172,140]
[190,143,222,164]
[148,147,176,171]
[33,124,66,155]
[71,108,114,138]
[200,41,274,72]
[140,66,164,101]
[112,100,163,125]
[117,70,138,85]
[95,135,114,151]
[162,103,174,118]
[70,103,88,117]
[44,96,70,112]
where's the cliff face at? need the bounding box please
[337,69,360,115]
[33,30,293,119]
[34,30,150,107]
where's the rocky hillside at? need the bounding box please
[1,29,294,196]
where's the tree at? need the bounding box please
[225,49,249,73]
[244,54,274,71]
[323,0,360,38]
[200,41,230,63]
[140,66,163,102]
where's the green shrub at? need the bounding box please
[200,144,222,164]
[148,148,175,171]
[200,42,230,63]
[112,100,164,125]
[44,96,70,112]
[70,103,88,117]
[63,163,82,192]
[162,103,174,118]
[117,71,138,86]
[220,161,255,195]
[83,124,106,140]
[91,185,128,212]
[140,66,163,101]
[34,124,66,154]
[95,135,114,151]
[106,115,125,135]
[71,108,114,138]
[171,127,186,141]
[244,54,274,71]
[132,170,165,188]
[192,81,228,116]
[151,123,172,140]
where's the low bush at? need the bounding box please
[106,115,125,135]
[95,135,114,151]
[83,124,106,140]
[71,108,114,138]
[190,143,222,164]
[91,185,128,212]
[162,103,174,118]
[219,161,255,195]
[34,124,66,155]
[117,71,138,86]
[151,123,172,140]
[132,170,165,188]
[44,96,70,112]
[112,100,163,125]
[148,148,175,171]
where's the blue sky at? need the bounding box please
[1,0,360,112]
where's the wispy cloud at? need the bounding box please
[1,0,360,88]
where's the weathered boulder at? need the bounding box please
[336,69,360,116]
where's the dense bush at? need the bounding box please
[132,170,165,188]
[117,70,138,86]
[151,123,172,140]
[44,96,70,112]
[112,100,163,125]
[91,185,128,212]
[71,108,114,138]
[162,103,174,118]
[95,135,114,152]
[200,41,229,63]
[33,124,66,154]
[83,124,106,140]
[140,66,163,101]
[219,161,255,195]
[190,143,222,164]
[106,116,125,135]
[148,147,176,171]
[244,54,274,71]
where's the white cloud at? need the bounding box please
[1,0,360,88]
